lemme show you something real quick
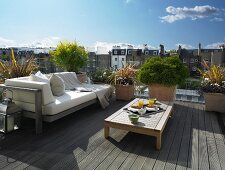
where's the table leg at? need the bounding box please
[104,126,110,138]
[156,133,161,150]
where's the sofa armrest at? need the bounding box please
[4,78,55,105]
[0,84,43,134]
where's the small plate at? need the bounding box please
[146,106,159,112]
[128,107,139,112]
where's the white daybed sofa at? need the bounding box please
[3,72,113,134]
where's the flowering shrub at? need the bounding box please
[199,60,225,94]
[90,68,113,83]
[109,64,138,85]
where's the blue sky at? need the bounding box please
[0,0,225,51]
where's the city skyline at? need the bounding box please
[0,0,225,51]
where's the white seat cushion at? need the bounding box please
[43,91,96,115]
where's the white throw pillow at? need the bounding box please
[35,71,48,80]
[29,74,49,83]
[50,74,65,96]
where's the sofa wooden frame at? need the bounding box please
[0,84,98,134]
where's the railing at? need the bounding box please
[135,79,204,103]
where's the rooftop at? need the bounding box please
[0,98,224,170]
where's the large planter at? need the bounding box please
[204,93,225,113]
[148,84,176,102]
[77,72,87,83]
[115,84,134,101]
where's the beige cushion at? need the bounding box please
[54,72,81,90]
[50,74,65,96]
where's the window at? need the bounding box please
[153,51,157,55]
[115,65,117,69]
[121,51,125,55]
[195,59,198,62]
[128,50,132,55]
[122,58,124,61]
[115,58,117,61]
[145,51,149,55]
[190,58,194,63]
[114,50,117,55]
[192,66,197,71]
[183,58,186,63]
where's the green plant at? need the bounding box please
[109,64,138,85]
[178,79,201,90]
[0,49,38,82]
[90,68,113,83]
[50,41,88,72]
[138,56,189,86]
[199,60,225,93]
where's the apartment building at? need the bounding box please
[178,43,225,76]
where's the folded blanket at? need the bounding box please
[74,84,113,109]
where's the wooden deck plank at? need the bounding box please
[77,130,126,170]
[94,132,132,170]
[107,133,139,170]
[175,103,193,170]
[210,111,225,170]
[197,104,210,170]
[129,135,154,170]
[150,103,184,170]
[163,103,188,170]
[205,110,222,170]
[187,102,199,170]
[118,137,146,170]
[137,107,175,170]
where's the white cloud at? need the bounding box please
[176,43,194,49]
[90,42,157,54]
[160,5,222,23]
[0,36,61,48]
[205,42,224,49]
[29,37,61,48]
[0,37,15,48]
[210,17,224,22]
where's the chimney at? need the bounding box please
[178,45,181,55]
[159,44,165,57]
[198,43,201,56]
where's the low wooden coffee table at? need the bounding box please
[104,98,173,150]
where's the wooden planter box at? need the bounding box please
[115,84,134,101]
[148,84,176,102]
[76,72,87,83]
[204,93,225,113]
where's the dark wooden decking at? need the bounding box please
[0,98,225,170]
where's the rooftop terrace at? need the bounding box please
[0,97,224,170]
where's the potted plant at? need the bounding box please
[138,56,189,101]
[50,41,88,82]
[0,49,38,82]
[109,65,138,100]
[199,60,225,113]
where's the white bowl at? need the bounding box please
[138,108,146,115]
